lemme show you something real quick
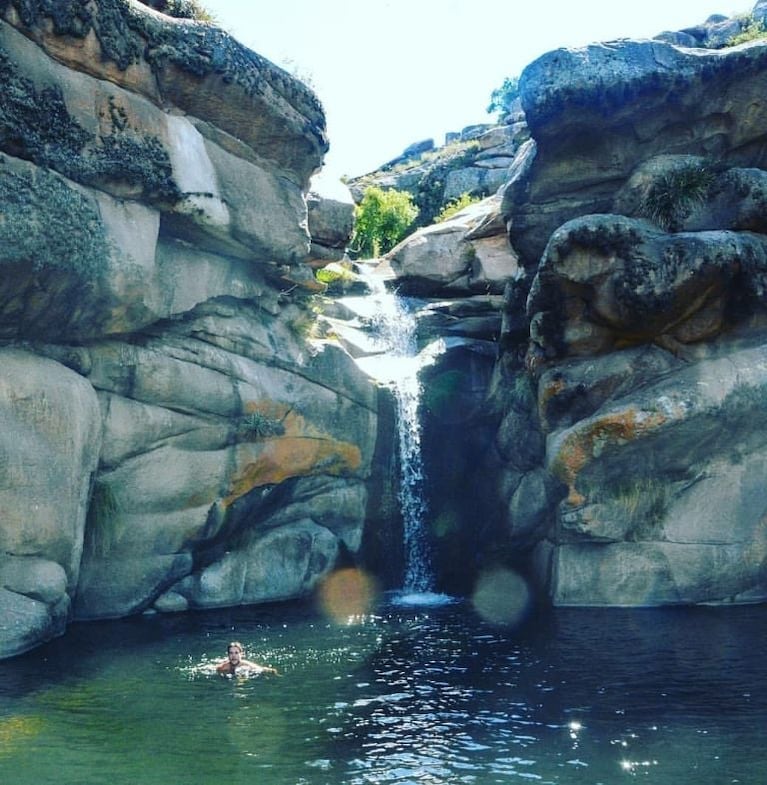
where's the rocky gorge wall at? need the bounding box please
[355,3,767,606]
[0,0,377,658]
[4,0,767,660]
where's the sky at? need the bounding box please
[200,0,743,188]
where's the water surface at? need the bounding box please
[0,599,764,784]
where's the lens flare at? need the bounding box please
[471,567,531,627]
[317,567,378,623]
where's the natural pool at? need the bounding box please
[0,597,764,784]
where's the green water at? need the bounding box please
[1,599,765,784]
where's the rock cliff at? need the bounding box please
[505,16,767,606]
[5,1,767,659]
[357,3,767,606]
[347,119,530,227]
[0,0,373,658]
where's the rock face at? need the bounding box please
[306,179,356,267]
[0,349,101,656]
[348,120,530,226]
[492,8,767,606]
[356,3,767,607]
[387,195,519,297]
[5,0,767,658]
[503,38,767,269]
[0,0,371,657]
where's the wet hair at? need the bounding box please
[227,641,244,654]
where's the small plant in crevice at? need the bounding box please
[726,14,767,47]
[315,261,357,287]
[434,192,484,223]
[610,477,670,541]
[640,163,716,231]
[236,412,286,440]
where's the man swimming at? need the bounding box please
[216,641,279,676]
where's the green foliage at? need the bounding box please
[727,15,767,46]
[434,192,484,223]
[640,163,716,231]
[351,186,419,258]
[315,262,356,285]
[236,412,286,440]
[612,478,670,540]
[487,76,520,119]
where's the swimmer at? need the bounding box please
[215,641,279,677]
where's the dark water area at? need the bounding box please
[0,598,764,784]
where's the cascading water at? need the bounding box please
[353,271,435,594]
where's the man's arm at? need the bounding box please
[241,659,279,674]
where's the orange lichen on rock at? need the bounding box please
[223,436,362,506]
[538,375,568,429]
[539,376,567,408]
[552,407,668,507]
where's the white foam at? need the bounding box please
[389,591,457,608]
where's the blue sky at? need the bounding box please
[201,1,741,185]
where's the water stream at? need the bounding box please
[352,271,436,595]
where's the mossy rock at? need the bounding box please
[0,155,110,277]
[0,45,179,201]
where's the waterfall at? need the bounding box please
[354,273,435,593]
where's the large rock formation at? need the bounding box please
[5,0,767,660]
[498,10,767,605]
[350,3,767,606]
[0,0,374,657]
[503,35,767,269]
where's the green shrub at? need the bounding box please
[640,163,716,231]
[727,15,767,46]
[487,76,520,119]
[236,412,285,440]
[315,262,356,285]
[434,192,484,223]
[351,186,419,258]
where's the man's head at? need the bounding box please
[227,641,244,664]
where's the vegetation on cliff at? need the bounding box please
[486,76,520,120]
[727,13,767,45]
[350,186,418,258]
[639,162,716,231]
